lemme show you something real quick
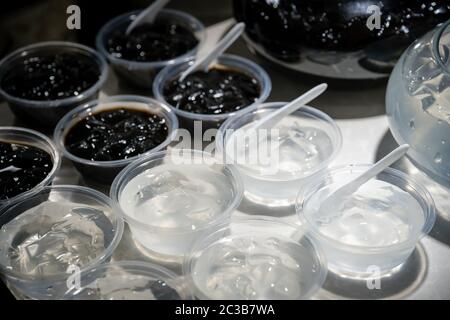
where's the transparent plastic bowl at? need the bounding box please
[0,126,61,210]
[184,217,327,300]
[216,102,342,206]
[96,9,205,88]
[153,54,272,131]
[0,185,124,300]
[54,95,179,184]
[296,165,436,276]
[110,149,244,258]
[63,260,190,300]
[0,41,108,129]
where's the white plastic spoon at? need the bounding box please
[126,0,171,36]
[319,144,410,213]
[245,83,328,133]
[178,22,245,82]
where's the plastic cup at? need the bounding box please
[216,102,342,206]
[184,217,327,300]
[96,9,205,88]
[296,165,436,276]
[0,41,108,129]
[54,95,179,184]
[63,261,190,300]
[0,185,124,300]
[153,54,272,131]
[110,149,244,258]
[0,126,61,210]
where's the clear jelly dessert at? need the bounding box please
[0,127,60,208]
[0,202,111,275]
[54,95,178,183]
[154,54,271,129]
[0,185,124,299]
[0,42,107,128]
[96,10,204,88]
[217,102,342,206]
[297,165,436,275]
[184,219,327,300]
[64,261,189,300]
[111,149,243,257]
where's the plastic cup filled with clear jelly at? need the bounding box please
[96,9,205,88]
[110,149,244,258]
[0,126,61,210]
[63,261,190,300]
[153,54,271,131]
[0,41,108,129]
[296,165,436,276]
[184,218,327,300]
[54,95,178,184]
[216,102,342,206]
[0,185,124,299]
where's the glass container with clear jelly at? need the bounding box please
[54,95,178,183]
[184,218,327,300]
[96,9,205,88]
[297,165,436,275]
[0,42,108,128]
[216,102,342,206]
[0,185,124,300]
[63,261,190,300]
[154,54,271,130]
[0,127,60,209]
[387,21,450,188]
[110,149,244,258]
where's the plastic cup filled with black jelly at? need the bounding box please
[153,54,272,131]
[54,95,178,184]
[0,42,108,129]
[96,9,205,88]
[0,127,61,210]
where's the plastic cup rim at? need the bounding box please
[216,102,343,182]
[295,164,437,254]
[0,126,61,209]
[110,149,244,234]
[95,9,206,69]
[152,53,272,121]
[0,41,108,108]
[0,184,125,282]
[63,260,191,300]
[182,216,328,300]
[53,94,179,168]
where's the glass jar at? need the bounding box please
[386,21,450,188]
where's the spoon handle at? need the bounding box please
[179,22,245,81]
[248,83,328,132]
[126,0,171,35]
[333,144,410,197]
